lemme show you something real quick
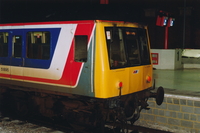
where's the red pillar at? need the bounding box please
[100,0,109,4]
[164,26,169,49]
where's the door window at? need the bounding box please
[13,35,22,58]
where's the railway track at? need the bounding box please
[0,116,66,133]
[106,122,172,133]
[0,115,172,133]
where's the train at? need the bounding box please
[0,19,164,131]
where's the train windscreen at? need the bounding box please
[105,27,151,69]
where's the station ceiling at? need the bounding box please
[1,0,199,9]
[0,0,199,23]
[0,0,199,3]
[1,0,200,49]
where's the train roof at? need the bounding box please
[0,2,145,24]
[0,20,141,27]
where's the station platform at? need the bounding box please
[136,69,200,133]
[154,69,200,97]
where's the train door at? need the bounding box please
[10,30,24,80]
[126,28,152,91]
[124,29,143,92]
[0,31,10,79]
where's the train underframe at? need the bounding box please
[0,85,164,131]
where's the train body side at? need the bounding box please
[0,20,96,97]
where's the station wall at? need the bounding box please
[151,49,183,69]
[136,95,200,132]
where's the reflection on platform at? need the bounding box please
[154,69,200,97]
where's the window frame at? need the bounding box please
[105,27,151,69]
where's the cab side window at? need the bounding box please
[74,35,88,62]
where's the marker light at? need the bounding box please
[119,82,123,88]
[146,76,152,83]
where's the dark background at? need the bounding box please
[0,0,200,49]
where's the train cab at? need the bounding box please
[94,20,153,98]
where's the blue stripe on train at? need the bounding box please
[0,28,60,69]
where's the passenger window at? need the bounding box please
[13,35,22,58]
[0,32,8,57]
[74,35,88,62]
[27,32,50,60]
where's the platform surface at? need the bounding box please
[137,69,200,132]
[154,69,200,97]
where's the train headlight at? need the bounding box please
[146,76,152,83]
